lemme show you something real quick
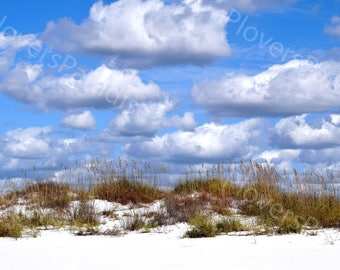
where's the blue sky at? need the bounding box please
[0,0,340,179]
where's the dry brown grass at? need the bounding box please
[4,181,76,210]
[92,178,164,204]
[1,159,340,238]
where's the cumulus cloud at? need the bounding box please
[271,114,340,149]
[102,100,196,138]
[42,0,230,68]
[298,147,340,165]
[325,16,340,37]
[0,32,40,73]
[192,60,340,117]
[61,111,96,130]
[1,127,53,159]
[262,147,340,167]
[258,149,300,164]
[124,119,266,163]
[0,64,162,110]
[164,112,197,130]
[0,126,112,174]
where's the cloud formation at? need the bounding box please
[124,119,266,163]
[1,127,53,159]
[42,0,230,68]
[192,60,340,117]
[0,126,112,173]
[0,32,40,73]
[61,111,96,130]
[202,0,299,12]
[325,16,340,37]
[0,64,162,110]
[271,114,340,149]
[102,100,196,139]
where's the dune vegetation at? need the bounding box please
[0,159,339,239]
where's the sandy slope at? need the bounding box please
[0,228,339,270]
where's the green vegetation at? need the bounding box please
[185,214,217,238]
[0,212,24,239]
[0,159,340,238]
[184,215,247,238]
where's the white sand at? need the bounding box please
[0,228,339,270]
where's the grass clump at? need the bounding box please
[68,200,100,236]
[0,212,24,239]
[68,200,99,227]
[162,195,206,224]
[173,179,239,221]
[185,215,247,238]
[276,214,303,234]
[239,183,340,232]
[122,213,147,231]
[92,179,163,204]
[215,218,246,234]
[185,214,217,238]
[21,210,65,229]
[174,178,239,199]
[15,182,74,209]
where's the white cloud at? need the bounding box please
[330,114,340,125]
[0,64,162,110]
[2,127,53,159]
[259,149,300,164]
[61,111,96,130]
[257,149,300,172]
[202,0,299,12]
[124,119,265,163]
[325,16,340,37]
[298,147,340,165]
[272,114,340,149]
[0,126,113,174]
[257,147,340,172]
[107,101,173,137]
[192,60,340,117]
[42,0,230,68]
[0,32,40,73]
[164,112,197,131]
[102,100,196,138]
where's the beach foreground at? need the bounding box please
[1,228,339,270]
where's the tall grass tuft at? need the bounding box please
[0,212,24,239]
[92,178,163,204]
